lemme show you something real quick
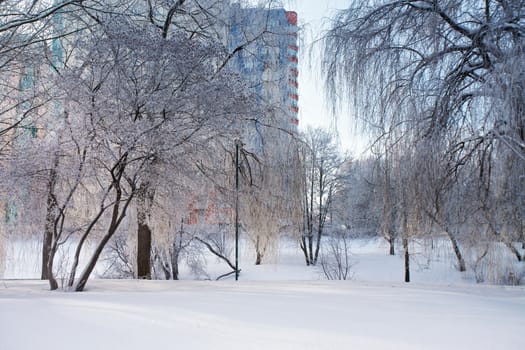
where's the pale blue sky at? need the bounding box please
[283,0,368,156]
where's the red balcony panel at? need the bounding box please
[286,11,298,25]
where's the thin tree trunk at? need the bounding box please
[67,202,108,288]
[313,224,322,265]
[255,235,263,265]
[382,152,396,256]
[41,156,58,285]
[46,242,59,290]
[446,230,466,272]
[388,234,395,256]
[171,252,179,280]
[195,236,239,274]
[74,191,134,292]
[403,237,410,283]
[300,234,310,266]
[170,229,182,280]
[307,230,313,265]
[313,168,324,265]
[74,155,134,292]
[308,162,315,265]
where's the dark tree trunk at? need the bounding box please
[255,235,263,265]
[403,237,410,283]
[137,222,152,279]
[171,254,179,280]
[300,235,310,266]
[313,229,322,265]
[388,234,395,256]
[67,203,107,288]
[46,245,59,290]
[447,230,466,272]
[313,169,324,265]
[42,156,59,289]
[136,182,154,279]
[307,231,314,265]
[307,162,315,265]
[255,251,263,265]
[41,226,53,280]
[74,154,134,292]
[74,191,134,292]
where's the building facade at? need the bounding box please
[228,4,299,137]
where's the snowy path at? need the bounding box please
[1,279,524,350]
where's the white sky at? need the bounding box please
[283,0,370,157]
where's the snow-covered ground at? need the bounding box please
[1,238,524,349]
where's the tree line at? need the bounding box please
[1,0,523,287]
[322,0,525,284]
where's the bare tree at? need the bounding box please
[299,127,348,266]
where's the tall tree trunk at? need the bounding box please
[171,252,179,280]
[170,227,183,280]
[308,162,315,265]
[137,222,152,279]
[300,177,310,265]
[313,168,324,265]
[382,152,396,256]
[136,182,154,279]
[403,236,410,283]
[313,224,322,265]
[42,155,59,290]
[255,235,263,265]
[307,230,314,265]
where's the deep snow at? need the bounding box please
[1,238,524,349]
[1,279,524,350]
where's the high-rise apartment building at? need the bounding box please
[228,4,299,136]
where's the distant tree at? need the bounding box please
[299,127,347,266]
[332,157,381,238]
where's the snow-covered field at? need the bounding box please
[1,238,524,350]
